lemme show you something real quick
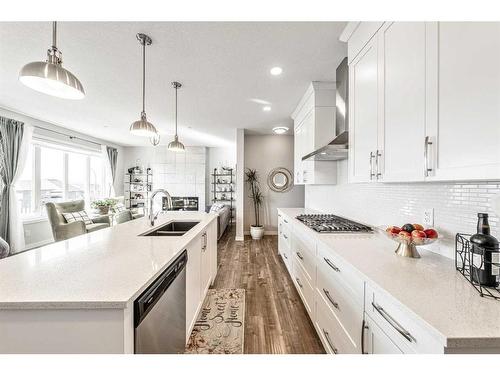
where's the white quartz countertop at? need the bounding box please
[0,212,218,309]
[278,208,500,349]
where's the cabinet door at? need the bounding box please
[294,123,304,185]
[364,315,403,354]
[378,22,426,182]
[200,231,211,296]
[426,22,500,181]
[186,235,202,340]
[208,219,218,284]
[348,35,380,183]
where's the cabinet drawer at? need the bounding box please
[281,241,293,275]
[292,257,315,318]
[317,260,364,350]
[292,230,316,281]
[317,241,364,305]
[365,283,443,353]
[281,218,292,248]
[315,289,358,354]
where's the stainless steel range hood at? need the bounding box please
[302,57,348,161]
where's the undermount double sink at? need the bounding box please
[140,221,200,237]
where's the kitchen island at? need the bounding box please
[0,211,218,353]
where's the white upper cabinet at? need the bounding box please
[425,22,500,181]
[378,22,426,182]
[292,82,337,185]
[346,21,500,183]
[348,35,380,183]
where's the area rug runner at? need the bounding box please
[185,288,245,354]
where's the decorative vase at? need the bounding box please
[250,225,265,240]
[98,206,110,215]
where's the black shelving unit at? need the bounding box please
[212,168,235,223]
[124,171,153,215]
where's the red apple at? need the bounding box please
[413,223,424,231]
[398,231,411,241]
[411,230,427,244]
[424,228,438,239]
[386,226,402,235]
[411,230,427,238]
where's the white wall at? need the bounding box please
[305,160,500,259]
[244,134,304,233]
[0,107,125,250]
[205,146,236,206]
[235,129,245,241]
[122,146,206,211]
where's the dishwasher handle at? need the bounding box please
[134,250,188,328]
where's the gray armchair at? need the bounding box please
[0,236,9,259]
[46,200,111,242]
[114,210,133,224]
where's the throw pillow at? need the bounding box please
[113,203,126,213]
[62,210,93,226]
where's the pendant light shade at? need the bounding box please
[167,81,185,152]
[19,22,85,100]
[168,135,185,152]
[130,33,158,139]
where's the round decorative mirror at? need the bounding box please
[267,167,293,193]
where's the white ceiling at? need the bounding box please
[0,22,347,147]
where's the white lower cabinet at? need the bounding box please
[363,315,403,354]
[277,210,448,355]
[292,257,315,318]
[316,257,364,352]
[186,222,218,343]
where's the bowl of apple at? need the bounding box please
[383,224,439,258]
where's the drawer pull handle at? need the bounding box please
[283,253,288,259]
[295,277,303,288]
[283,234,288,239]
[322,288,339,309]
[371,302,415,343]
[284,219,289,224]
[296,251,304,260]
[322,329,338,354]
[323,257,340,272]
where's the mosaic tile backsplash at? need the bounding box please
[305,161,500,259]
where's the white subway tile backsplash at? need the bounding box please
[305,161,500,259]
[128,146,206,210]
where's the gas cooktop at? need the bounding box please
[296,214,372,233]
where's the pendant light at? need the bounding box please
[167,81,185,152]
[130,33,159,138]
[19,22,85,100]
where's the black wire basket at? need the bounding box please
[455,233,500,300]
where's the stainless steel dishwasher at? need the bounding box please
[134,250,187,354]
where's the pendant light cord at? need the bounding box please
[175,85,178,136]
[142,41,146,114]
[52,21,57,49]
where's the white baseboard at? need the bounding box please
[235,235,244,241]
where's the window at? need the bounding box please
[16,141,109,219]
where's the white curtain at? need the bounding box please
[9,124,33,253]
[101,144,115,197]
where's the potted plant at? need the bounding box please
[91,199,116,215]
[245,168,265,240]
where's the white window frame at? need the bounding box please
[20,139,106,221]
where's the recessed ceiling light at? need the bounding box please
[263,106,271,112]
[273,126,289,135]
[270,67,283,76]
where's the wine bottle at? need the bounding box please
[470,213,499,287]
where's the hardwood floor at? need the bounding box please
[212,226,325,354]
